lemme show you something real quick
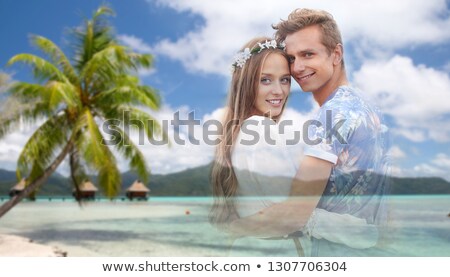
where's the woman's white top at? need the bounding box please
[231,115,378,249]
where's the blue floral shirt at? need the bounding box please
[304,86,391,225]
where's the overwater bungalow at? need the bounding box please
[126,180,150,200]
[9,178,26,197]
[73,180,98,200]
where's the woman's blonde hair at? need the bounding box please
[209,37,290,227]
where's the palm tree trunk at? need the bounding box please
[69,150,83,205]
[0,141,74,219]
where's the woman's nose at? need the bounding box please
[272,82,283,95]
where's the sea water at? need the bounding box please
[0,195,448,256]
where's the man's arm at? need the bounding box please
[228,156,333,237]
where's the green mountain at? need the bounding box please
[1,165,450,197]
[0,169,71,196]
[390,176,450,195]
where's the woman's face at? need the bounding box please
[253,52,291,118]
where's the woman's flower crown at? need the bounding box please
[231,40,286,72]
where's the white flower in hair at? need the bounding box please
[232,47,251,69]
[231,39,285,72]
[257,40,278,53]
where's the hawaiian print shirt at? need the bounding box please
[304,86,391,225]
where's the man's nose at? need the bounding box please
[291,59,305,73]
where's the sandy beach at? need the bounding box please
[0,200,231,257]
[0,234,67,257]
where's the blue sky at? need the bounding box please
[1,0,450,180]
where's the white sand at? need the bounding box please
[0,234,67,257]
[0,201,229,257]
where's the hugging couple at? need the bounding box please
[209,8,390,257]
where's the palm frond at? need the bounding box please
[0,96,56,140]
[92,82,160,110]
[46,81,81,109]
[73,6,115,71]
[31,35,79,85]
[76,109,113,168]
[16,113,69,180]
[69,146,88,188]
[25,161,45,186]
[11,81,80,110]
[76,109,121,197]
[0,110,22,140]
[81,45,155,88]
[92,5,115,20]
[129,53,153,69]
[100,106,166,143]
[136,85,160,110]
[103,122,149,183]
[97,160,121,198]
[7,54,69,83]
[80,45,127,83]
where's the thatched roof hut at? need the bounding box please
[9,179,26,197]
[73,180,98,200]
[126,180,150,200]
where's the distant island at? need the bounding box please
[1,164,450,198]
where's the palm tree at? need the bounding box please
[0,6,164,218]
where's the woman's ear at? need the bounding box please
[333,43,343,66]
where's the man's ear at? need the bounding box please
[333,43,343,66]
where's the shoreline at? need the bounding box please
[0,234,67,257]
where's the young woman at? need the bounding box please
[210,37,377,256]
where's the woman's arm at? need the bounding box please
[228,156,332,237]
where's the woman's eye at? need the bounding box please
[261,78,271,84]
[281,77,291,84]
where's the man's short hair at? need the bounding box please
[273,8,343,56]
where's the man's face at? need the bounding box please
[285,25,337,95]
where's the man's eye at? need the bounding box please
[288,56,295,64]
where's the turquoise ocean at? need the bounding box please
[0,195,449,256]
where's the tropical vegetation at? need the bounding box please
[0,5,164,218]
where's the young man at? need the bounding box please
[229,8,390,256]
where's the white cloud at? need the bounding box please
[129,105,218,174]
[388,145,406,160]
[444,61,450,73]
[118,34,153,53]
[388,153,450,181]
[0,71,12,94]
[353,55,450,142]
[431,153,450,168]
[137,67,156,77]
[0,120,43,171]
[149,0,450,76]
[117,34,157,77]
